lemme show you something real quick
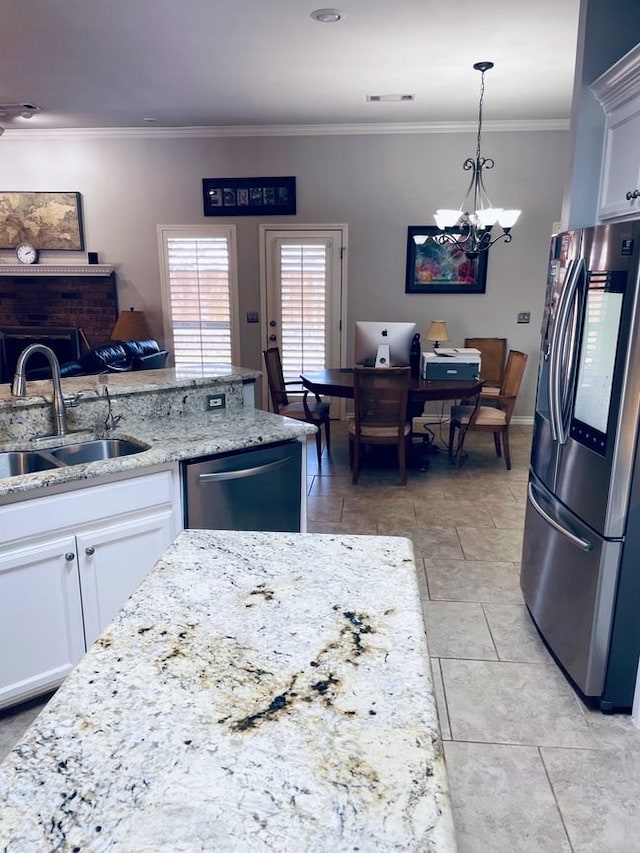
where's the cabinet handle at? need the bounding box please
[626,189,640,200]
[85,546,95,556]
[65,552,75,561]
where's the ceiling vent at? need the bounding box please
[366,94,415,103]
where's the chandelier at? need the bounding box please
[433,61,520,259]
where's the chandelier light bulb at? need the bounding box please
[498,209,522,229]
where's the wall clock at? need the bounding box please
[15,243,39,264]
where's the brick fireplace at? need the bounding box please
[0,265,118,383]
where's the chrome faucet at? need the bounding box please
[12,344,69,435]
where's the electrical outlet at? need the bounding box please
[517,312,531,324]
[207,393,225,410]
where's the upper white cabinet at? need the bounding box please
[592,43,640,222]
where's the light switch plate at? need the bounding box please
[517,312,531,324]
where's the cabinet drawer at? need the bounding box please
[0,470,176,545]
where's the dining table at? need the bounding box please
[301,369,483,469]
[300,367,482,418]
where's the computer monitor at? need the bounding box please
[354,321,417,367]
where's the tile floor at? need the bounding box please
[305,420,640,853]
[2,420,639,851]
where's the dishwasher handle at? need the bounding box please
[197,455,294,483]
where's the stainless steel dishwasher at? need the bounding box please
[182,440,302,532]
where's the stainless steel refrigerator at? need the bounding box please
[520,221,640,712]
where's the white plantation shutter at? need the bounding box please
[279,242,327,383]
[158,226,239,373]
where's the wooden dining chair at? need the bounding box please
[464,337,508,403]
[263,347,331,465]
[448,350,528,470]
[348,366,411,485]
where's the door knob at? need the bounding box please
[626,189,640,200]
[65,552,75,561]
[269,334,277,341]
[85,546,95,556]
[269,320,277,327]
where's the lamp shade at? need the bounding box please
[111,307,151,341]
[425,320,449,343]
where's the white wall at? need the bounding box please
[0,127,570,414]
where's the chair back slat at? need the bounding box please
[500,350,528,403]
[465,337,507,387]
[263,347,289,410]
[354,367,410,434]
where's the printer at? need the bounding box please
[422,347,481,381]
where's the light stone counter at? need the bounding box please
[0,530,457,852]
[0,366,316,500]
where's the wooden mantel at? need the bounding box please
[0,264,114,276]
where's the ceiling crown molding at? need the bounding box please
[0,118,569,141]
[591,42,640,112]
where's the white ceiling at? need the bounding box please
[0,0,582,132]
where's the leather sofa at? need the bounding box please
[27,339,169,380]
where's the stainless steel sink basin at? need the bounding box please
[0,450,62,477]
[48,438,149,466]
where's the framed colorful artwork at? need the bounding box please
[404,225,488,294]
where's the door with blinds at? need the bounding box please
[260,225,347,413]
[157,225,240,374]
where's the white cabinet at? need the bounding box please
[77,509,175,646]
[0,537,85,708]
[592,43,640,222]
[0,468,181,708]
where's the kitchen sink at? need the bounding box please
[0,437,149,479]
[48,438,149,466]
[0,450,63,477]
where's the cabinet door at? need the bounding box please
[0,536,85,709]
[77,510,175,646]
[598,101,640,221]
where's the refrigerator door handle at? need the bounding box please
[548,258,573,440]
[528,482,593,552]
[549,257,584,444]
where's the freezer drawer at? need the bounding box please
[520,477,622,698]
[182,441,302,532]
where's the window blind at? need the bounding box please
[279,243,327,383]
[166,237,232,373]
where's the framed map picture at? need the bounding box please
[0,191,84,250]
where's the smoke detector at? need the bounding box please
[310,8,342,23]
[0,103,43,120]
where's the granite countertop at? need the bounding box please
[0,529,457,852]
[0,365,261,408]
[0,367,316,500]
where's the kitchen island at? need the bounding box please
[0,529,457,851]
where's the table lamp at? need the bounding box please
[111,307,151,341]
[425,320,449,350]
